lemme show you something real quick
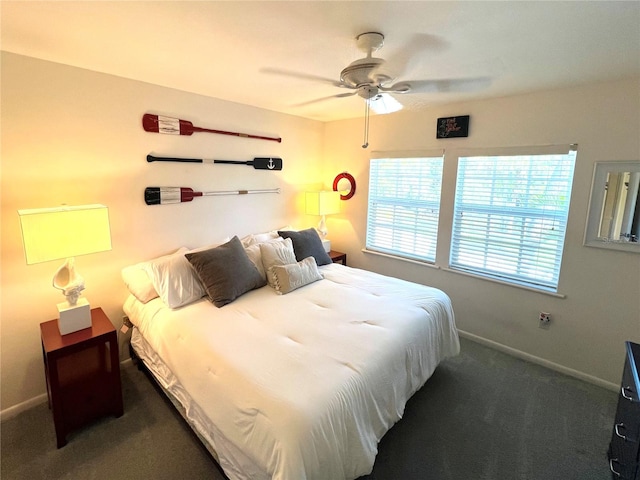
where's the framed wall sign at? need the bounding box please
[436,115,470,139]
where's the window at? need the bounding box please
[366,154,444,263]
[450,148,576,291]
[365,145,577,293]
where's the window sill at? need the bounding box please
[362,249,566,298]
[362,249,441,269]
[441,267,566,298]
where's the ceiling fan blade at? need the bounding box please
[389,77,492,94]
[293,91,357,108]
[370,93,403,114]
[379,83,411,94]
[374,33,450,83]
[260,67,346,88]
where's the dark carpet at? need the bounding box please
[1,337,617,480]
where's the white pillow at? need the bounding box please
[259,237,296,287]
[121,264,159,303]
[271,256,323,294]
[241,232,278,247]
[241,225,295,247]
[142,247,206,309]
[189,238,230,254]
[244,243,266,282]
[244,237,285,282]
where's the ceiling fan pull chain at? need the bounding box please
[362,98,370,149]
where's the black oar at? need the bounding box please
[147,154,282,171]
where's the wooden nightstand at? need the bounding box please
[329,250,347,266]
[40,307,123,447]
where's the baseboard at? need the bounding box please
[1,358,135,423]
[0,393,48,422]
[458,329,619,392]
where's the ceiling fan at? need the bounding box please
[333,32,409,111]
[264,32,490,148]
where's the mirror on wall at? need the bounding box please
[584,161,640,252]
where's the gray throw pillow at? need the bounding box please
[185,236,266,307]
[277,228,332,266]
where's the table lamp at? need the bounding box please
[18,204,112,335]
[305,191,341,252]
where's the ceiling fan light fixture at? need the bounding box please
[370,94,403,114]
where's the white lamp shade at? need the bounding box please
[305,191,341,216]
[18,204,112,265]
[370,94,403,114]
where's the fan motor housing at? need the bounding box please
[340,58,390,88]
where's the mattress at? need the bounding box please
[125,263,459,480]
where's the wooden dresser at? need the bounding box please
[609,341,640,479]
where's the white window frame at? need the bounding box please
[366,150,444,264]
[448,145,577,292]
[365,145,577,294]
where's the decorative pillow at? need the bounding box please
[278,228,332,266]
[271,256,323,295]
[186,236,266,307]
[259,237,297,287]
[121,263,159,303]
[244,237,285,283]
[142,247,206,309]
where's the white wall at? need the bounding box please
[324,77,640,387]
[2,51,638,416]
[0,52,326,414]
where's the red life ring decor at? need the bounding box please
[333,172,356,200]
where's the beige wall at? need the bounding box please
[324,77,640,388]
[0,52,326,414]
[2,51,639,416]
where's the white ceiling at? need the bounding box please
[2,1,639,122]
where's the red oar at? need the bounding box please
[145,187,281,205]
[142,114,282,143]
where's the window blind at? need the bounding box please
[366,156,444,262]
[450,150,576,291]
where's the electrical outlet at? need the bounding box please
[539,312,551,329]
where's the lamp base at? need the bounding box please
[322,239,331,253]
[57,298,91,335]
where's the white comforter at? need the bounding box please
[125,264,459,480]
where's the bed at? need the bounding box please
[122,229,459,480]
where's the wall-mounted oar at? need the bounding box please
[142,114,282,143]
[147,154,282,171]
[145,187,281,205]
